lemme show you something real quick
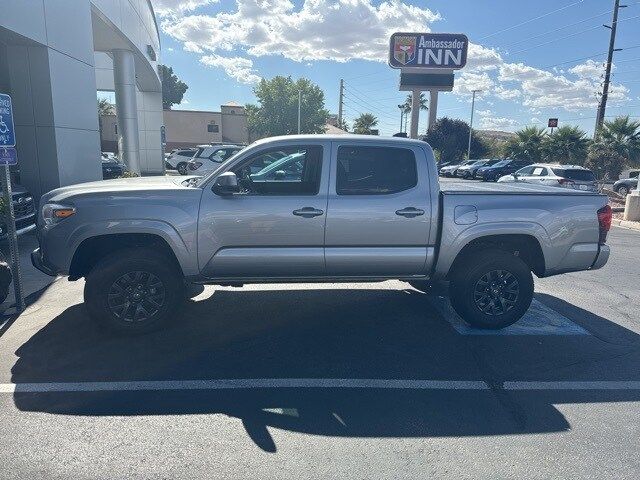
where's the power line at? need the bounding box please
[477,0,589,41]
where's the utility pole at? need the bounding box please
[297,90,302,134]
[398,104,404,133]
[467,89,481,160]
[337,79,344,129]
[595,0,625,136]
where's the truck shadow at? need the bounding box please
[9,287,640,452]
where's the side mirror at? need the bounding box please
[212,171,240,195]
[513,172,519,179]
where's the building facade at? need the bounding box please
[101,104,249,152]
[0,0,163,198]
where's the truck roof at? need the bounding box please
[251,134,429,148]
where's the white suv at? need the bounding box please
[187,145,244,176]
[166,148,197,174]
[498,164,598,192]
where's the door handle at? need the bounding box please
[293,207,324,218]
[395,207,425,218]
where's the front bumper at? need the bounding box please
[31,247,58,277]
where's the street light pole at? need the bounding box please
[398,104,404,133]
[297,90,302,134]
[467,89,481,160]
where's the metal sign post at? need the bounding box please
[0,93,24,312]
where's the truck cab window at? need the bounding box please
[336,146,417,195]
[232,145,323,195]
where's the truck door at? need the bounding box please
[197,142,330,278]
[324,142,433,276]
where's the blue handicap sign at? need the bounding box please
[0,93,16,147]
[0,147,17,165]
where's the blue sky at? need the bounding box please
[151,0,640,135]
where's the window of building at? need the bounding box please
[207,124,219,133]
[336,146,417,195]
[232,146,323,195]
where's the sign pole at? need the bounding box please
[428,90,438,130]
[409,90,421,139]
[0,160,23,312]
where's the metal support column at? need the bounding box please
[113,49,140,174]
[428,90,438,130]
[409,90,420,139]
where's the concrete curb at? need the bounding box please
[612,219,640,232]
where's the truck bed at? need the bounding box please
[440,180,598,196]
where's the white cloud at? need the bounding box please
[200,55,262,84]
[162,0,440,63]
[152,0,218,16]
[476,109,519,130]
[453,71,494,95]
[466,43,503,72]
[568,59,605,79]
[494,85,521,100]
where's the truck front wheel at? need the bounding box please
[449,249,533,329]
[84,248,185,334]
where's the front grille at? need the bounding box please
[12,194,35,218]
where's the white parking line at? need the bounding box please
[1,379,640,393]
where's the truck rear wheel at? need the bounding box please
[449,249,533,329]
[84,248,184,334]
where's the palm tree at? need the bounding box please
[98,98,115,116]
[543,125,589,164]
[352,113,379,135]
[598,116,640,164]
[503,126,547,162]
[402,93,428,114]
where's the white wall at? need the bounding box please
[1,0,102,196]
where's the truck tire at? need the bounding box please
[449,249,533,329]
[84,248,185,335]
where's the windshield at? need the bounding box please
[492,160,511,167]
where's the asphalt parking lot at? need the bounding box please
[0,227,638,479]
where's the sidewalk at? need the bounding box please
[0,232,55,315]
[613,219,640,232]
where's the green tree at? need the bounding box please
[247,76,329,138]
[352,113,379,135]
[423,117,488,163]
[97,98,115,116]
[584,141,625,180]
[598,116,640,165]
[543,125,589,165]
[159,64,188,110]
[502,126,547,162]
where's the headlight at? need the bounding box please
[42,203,76,226]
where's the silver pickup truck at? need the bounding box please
[31,135,611,334]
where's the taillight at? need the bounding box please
[597,205,612,244]
[558,178,574,186]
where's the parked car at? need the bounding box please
[476,159,532,182]
[101,155,125,179]
[439,160,473,177]
[620,168,640,180]
[0,184,36,241]
[32,135,611,335]
[456,159,500,179]
[498,164,598,192]
[613,177,638,197]
[187,144,244,176]
[165,148,197,175]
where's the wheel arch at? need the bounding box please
[445,233,546,279]
[69,233,184,280]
